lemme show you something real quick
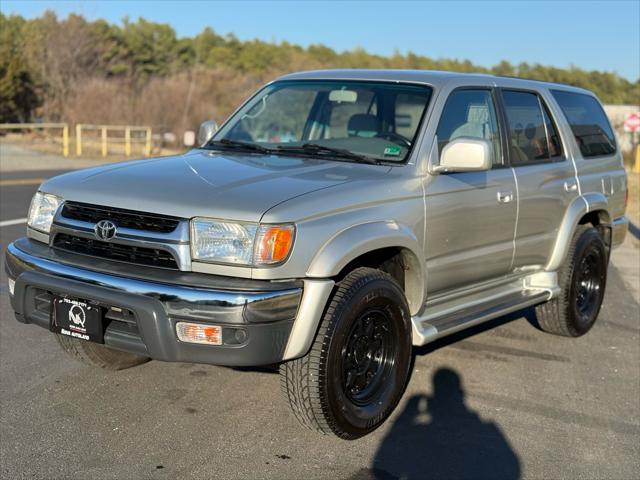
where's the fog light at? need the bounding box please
[8,278,15,296]
[220,327,248,345]
[176,322,222,345]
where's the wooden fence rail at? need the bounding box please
[75,124,152,157]
[0,123,152,158]
[0,123,69,157]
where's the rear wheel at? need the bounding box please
[535,225,607,337]
[280,267,412,439]
[55,334,150,370]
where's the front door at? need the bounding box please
[425,88,517,294]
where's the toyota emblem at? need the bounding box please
[94,220,117,241]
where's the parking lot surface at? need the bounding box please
[1,152,638,479]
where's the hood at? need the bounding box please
[41,149,391,222]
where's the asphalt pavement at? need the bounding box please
[0,160,639,479]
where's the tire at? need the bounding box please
[55,334,150,370]
[280,267,412,439]
[535,225,607,337]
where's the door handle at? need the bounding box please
[497,191,513,203]
[564,180,578,192]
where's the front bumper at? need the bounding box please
[5,238,303,366]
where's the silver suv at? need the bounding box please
[5,70,628,439]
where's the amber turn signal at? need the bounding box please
[254,224,295,265]
[176,322,222,345]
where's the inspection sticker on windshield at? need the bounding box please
[384,145,401,157]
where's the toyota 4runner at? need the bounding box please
[5,70,628,439]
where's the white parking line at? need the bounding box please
[0,218,27,228]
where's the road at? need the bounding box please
[1,161,639,479]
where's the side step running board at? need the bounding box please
[411,288,552,346]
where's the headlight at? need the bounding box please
[27,192,63,234]
[190,218,295,266]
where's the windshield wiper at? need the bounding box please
[206,138,275,154]
[277,143,379,165]
[207,139,380,164]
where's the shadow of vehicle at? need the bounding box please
[352,368,521,480]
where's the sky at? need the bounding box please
[2,0,639,81]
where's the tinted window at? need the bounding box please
[436,89,502,165]
[542,106,562,157]
[552,90,616,157]
[502,90,563,164]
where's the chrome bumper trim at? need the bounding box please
[5,242,302,321]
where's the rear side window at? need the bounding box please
[502,90,563,164]
[551,90,616,158]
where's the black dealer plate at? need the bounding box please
[51,297,105,343]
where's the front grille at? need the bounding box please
[53,233,179,269]
[61,202,180,233]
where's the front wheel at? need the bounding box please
[280,267,412,439]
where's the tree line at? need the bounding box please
[1,11,638,137]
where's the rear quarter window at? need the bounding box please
[551,90,616,158]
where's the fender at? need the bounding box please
[546,192,610,271]
[306,220,426,314]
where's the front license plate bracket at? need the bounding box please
[50,296,105,343]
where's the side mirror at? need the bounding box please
[197,120,219,146]
[434,137,492,173]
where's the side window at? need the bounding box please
[502,90,563,164]
[436,89,502,165]
[542,106,562,157]
[551,90,616,158]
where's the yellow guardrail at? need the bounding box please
[76,124,152,157]
[0,123,69,157]
[0,123,153,158]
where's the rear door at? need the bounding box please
[499,87,579,269]
[425,87,517,294]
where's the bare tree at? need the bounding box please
[24,12,101,120]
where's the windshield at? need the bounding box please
[210,80,433,163]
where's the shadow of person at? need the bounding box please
[361,368,521,480]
